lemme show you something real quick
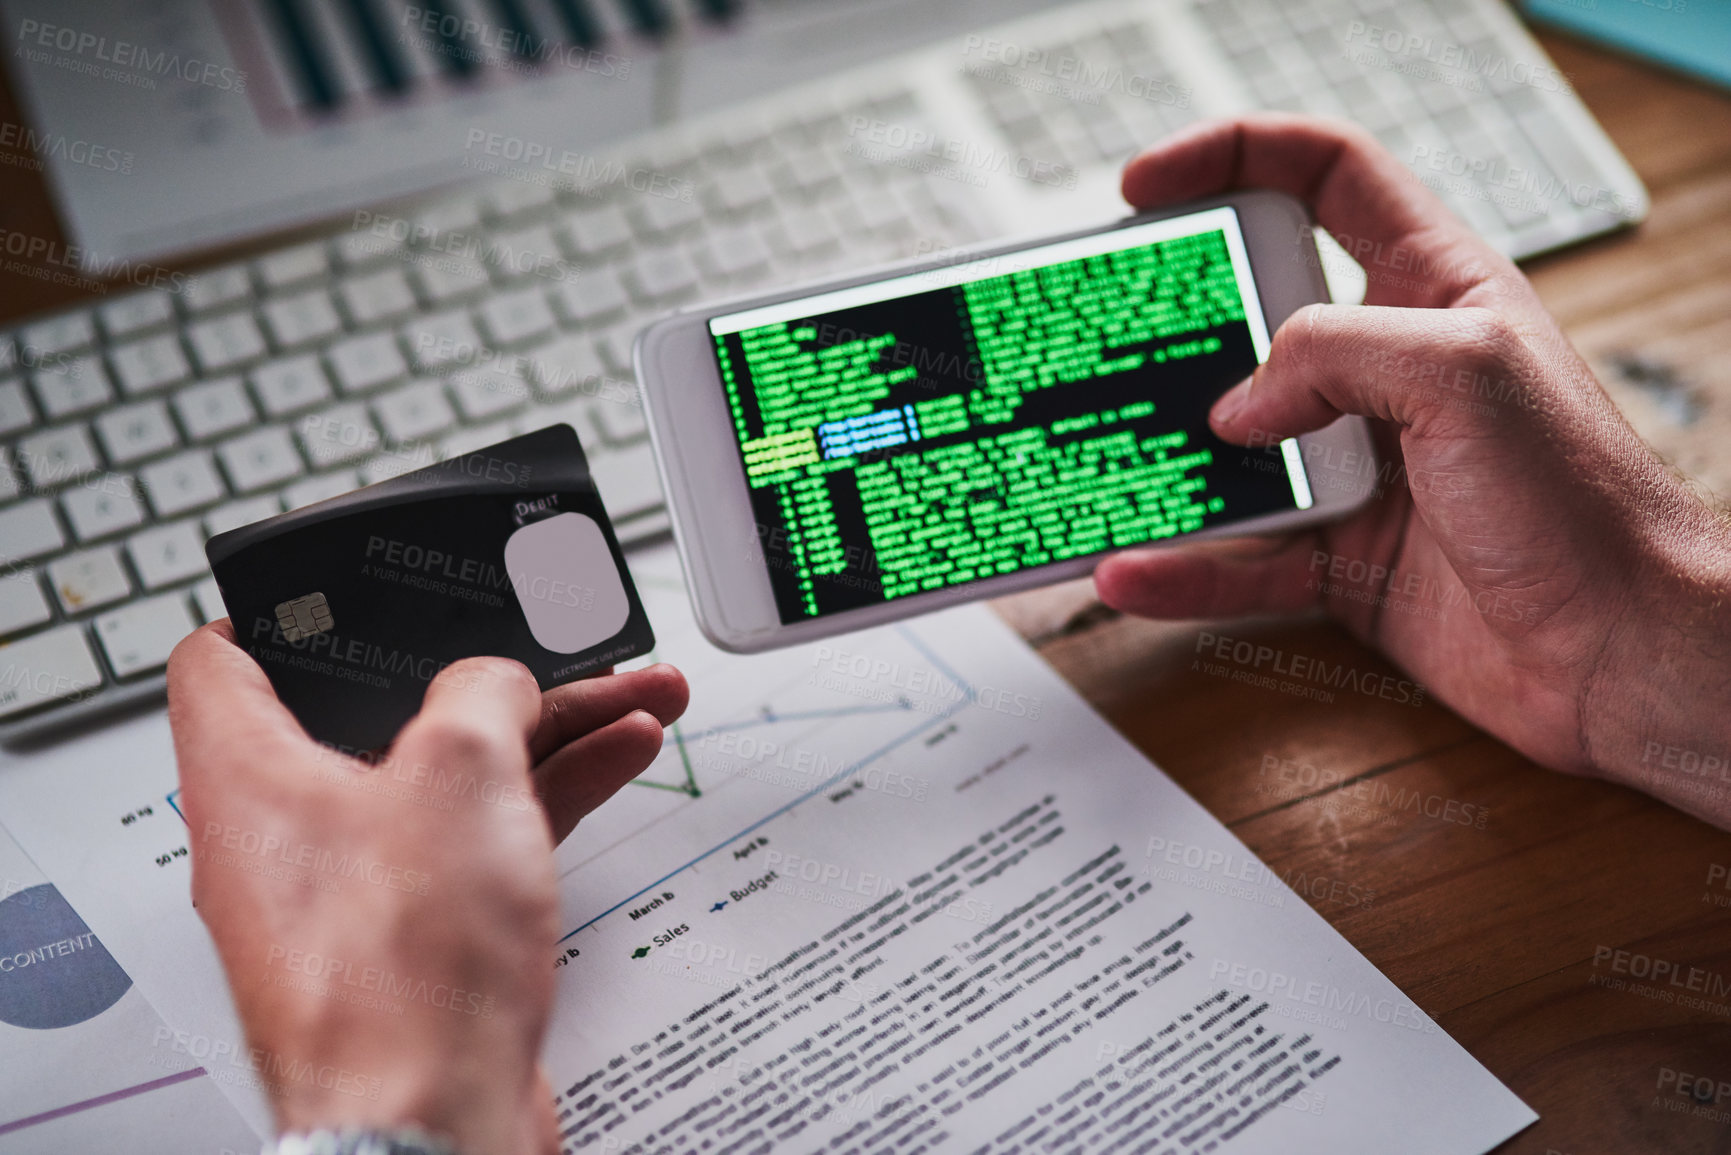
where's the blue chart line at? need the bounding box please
[166,790,184,823]
[556,625,972,944]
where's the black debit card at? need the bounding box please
[205,425,654,751]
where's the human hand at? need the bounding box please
[167,623,689,1154]
[1093,114,1731,828]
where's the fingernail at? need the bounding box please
[1211,377,1253,427]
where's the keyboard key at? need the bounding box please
[32,355,114,420]
[439,421,513,459]
[589,442,664,518]
[95,593,198,678]
[334,227,405,270]
[329,331,409,393]
[192,577,226,623]
[484,182,558,223]
[205,495,280,536]
[774,207,841,256]
[298,403,380,468]
[174,377,256,441]
[593,325,640,377]
[20,314,96,357]
[110,334,192,395]
[187,311,268,372]
[0,379,36,435]
[140,449,226,517]
[61,475,146,541]
[95,399,180,465]
[709,166,774,214]
[0,569,50,637]
[625,248,700,303]
[528,398,599,441]
[256,241,330,290]
[284,470,359,509]
[635,193,705,238]
[0,624,103,719]
[478,287,557,347]
[127,520,208,589]
[414,256,492,304]
[182,265,253,314]
[486,225,564,282]
[698,227,772,279]
[219,428,305,492]
[252,355,334,417]
[415,199,481,238]
[449,366,532,420]
[529,336,609,397]
[48,546,132,614]
[338,268,418,326]
[550,270,628,326]
[374,380,457,443]
[99,291,176,339]
[0,571,50,651]
[17,426,100,488]
[0,500,65,566]
[836,187,912,234]
[593,398,649,445]
[403,311,482,371]
[776,149,840,197]
[360,444,438,484]
[565,206,633,258]
[262,289,343,349]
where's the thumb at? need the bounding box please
[389,656,544,785]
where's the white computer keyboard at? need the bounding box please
[0,0,1644,742]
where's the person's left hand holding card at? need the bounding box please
[168,424,688,1155]
[205,424,655,751]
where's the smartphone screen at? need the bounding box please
[707,206,1313,623]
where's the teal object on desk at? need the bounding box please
[1522,0,1731,90]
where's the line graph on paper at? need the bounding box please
[549,549,982,938]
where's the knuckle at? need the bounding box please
[1270,304,1328,369]
[402,713,511,769]
[1449,307,1522,371]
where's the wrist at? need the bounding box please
[267,999,543,1155]
[257,928,549,1155]
[1583,510,1731,825]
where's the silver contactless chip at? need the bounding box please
[503,513,629,654]
[275,592,334,643]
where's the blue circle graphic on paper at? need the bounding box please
[0,883,132,1029]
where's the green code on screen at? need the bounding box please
[711,221,1296,622]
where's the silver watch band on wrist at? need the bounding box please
[264,1128,461,1155]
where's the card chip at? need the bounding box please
[275,593,334,643]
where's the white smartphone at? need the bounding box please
[635,190,1375,653]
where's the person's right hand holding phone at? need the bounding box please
[1093,114,1731,830]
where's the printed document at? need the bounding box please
[0,545,1535,1152]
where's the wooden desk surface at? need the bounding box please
[1006,31,1731,1155]
[4,17,1729,1155]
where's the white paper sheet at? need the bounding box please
[0,545,1535,1152]
[0,824,256,1154]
